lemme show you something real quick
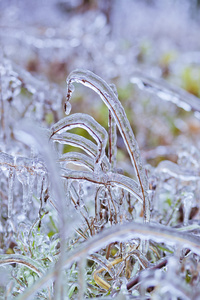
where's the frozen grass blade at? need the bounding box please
[0,254,45,277]
[51,132,110,171]
[59,152,95,171]
[50,113,108,165]
[65,70,150,223]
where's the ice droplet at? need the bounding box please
[64,101,72,115]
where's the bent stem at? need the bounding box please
[65,70,150,223]
[0,254,45,277]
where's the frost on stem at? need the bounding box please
[65,69,150,223]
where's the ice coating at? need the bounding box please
[51,132,110,171]
[50,113,108,165]
[2,4,200,297]
[51,132,98,158]
[59,152,95,171]
[61,169,143,203]
[131,71,200,113]
[65,70,150,223]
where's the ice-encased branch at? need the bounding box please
[65,70,150,223]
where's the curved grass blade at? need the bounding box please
[65,70,150,223]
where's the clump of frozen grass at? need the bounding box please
[1,65,200,299]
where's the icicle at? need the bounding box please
[182,191,194,226]
[37,173,44,200]
[108,110,117,170]
[15,157,30,214]
[130,71,200,113]
[27,171,35,203]
[7,168,15,218]
[22,183,29,214]
[64,101,72,115]
[50,113,108,165]
[65,70,150,223]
